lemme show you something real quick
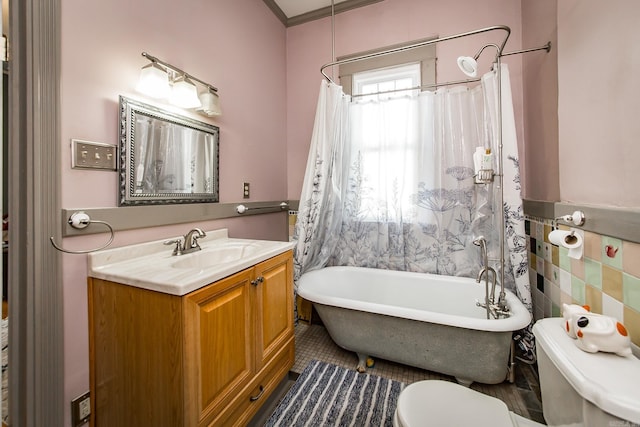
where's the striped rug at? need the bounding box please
[265,360,405,427]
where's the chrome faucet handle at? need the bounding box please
[190,234,203,250]
[163,239,184,256]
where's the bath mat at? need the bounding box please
[265,360,404,427]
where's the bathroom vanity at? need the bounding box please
[86,229,295,426]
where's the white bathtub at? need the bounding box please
[297,266,531,385]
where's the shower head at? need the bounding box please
[457,44,501,78]
[457,56,478,77]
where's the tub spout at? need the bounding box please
[476,266,498,319]
[476,266,498,302]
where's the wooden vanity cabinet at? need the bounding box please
[89,250,294,427]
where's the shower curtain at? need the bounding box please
[293,82,351,282]
[294,65,533,360]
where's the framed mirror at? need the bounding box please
[118,96,220,205]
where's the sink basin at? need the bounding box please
[171,243,262,269]
[87,228,295,296]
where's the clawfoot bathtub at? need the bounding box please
[297,266,531,385]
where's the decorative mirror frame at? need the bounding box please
[118,95,220,206]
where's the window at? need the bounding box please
[348,63,423,220]
[337,39,438,222]
[353,62,421,102]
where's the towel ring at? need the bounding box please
[50,211,115,254]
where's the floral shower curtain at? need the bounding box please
[294,65,533,359]
[292,82,351,282]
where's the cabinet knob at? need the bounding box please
[250,276,264,286]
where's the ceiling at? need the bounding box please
[274,0,349,18]
[263,0,383,27]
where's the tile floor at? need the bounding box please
[291,322,546,424]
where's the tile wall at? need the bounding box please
[525,217,640,346]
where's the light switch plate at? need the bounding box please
[72,139,117,170]
[243,182,250,199]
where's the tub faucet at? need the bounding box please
[476,265,498,318]
[473,236,501,319]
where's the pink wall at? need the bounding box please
[60,1,287,425]
[557,0,640,207]
[521,0,559,201]
[286,0,526,200]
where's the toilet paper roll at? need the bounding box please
[548,229,583,249]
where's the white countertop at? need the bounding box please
[87,228,295,296]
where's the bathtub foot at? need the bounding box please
[455,377,473,387]
[356,353,371,373]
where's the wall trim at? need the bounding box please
[60,200,291,236]
[262,0,383,27]
[522,199,555,219]
[523,199,640,244]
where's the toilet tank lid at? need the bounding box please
[533,318,640,425]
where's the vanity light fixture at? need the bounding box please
[198,87,222,117]
[137,52,221,116]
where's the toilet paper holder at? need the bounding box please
[554,210,585,228]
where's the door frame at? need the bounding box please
[9,0,63,425]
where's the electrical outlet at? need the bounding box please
[71,391,91,426]
[243,182,250,199]
[71,139,117,170]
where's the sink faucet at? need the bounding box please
[163,228,207,256]
[182,228,206,254]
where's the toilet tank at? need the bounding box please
[533,318,640,427]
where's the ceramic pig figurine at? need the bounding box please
[572,313,632,357]
[562,303,591,338]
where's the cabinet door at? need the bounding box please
[253,251,294,369]
[183,268,254,426]
[89,279,184,427]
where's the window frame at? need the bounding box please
[338,37,437,96]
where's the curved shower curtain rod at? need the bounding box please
[319,25,551,85]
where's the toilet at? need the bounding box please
[394,317,640,427]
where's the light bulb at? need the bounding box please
[198,90,222,116]
[170,76,201,109]
[136,62,170,98]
